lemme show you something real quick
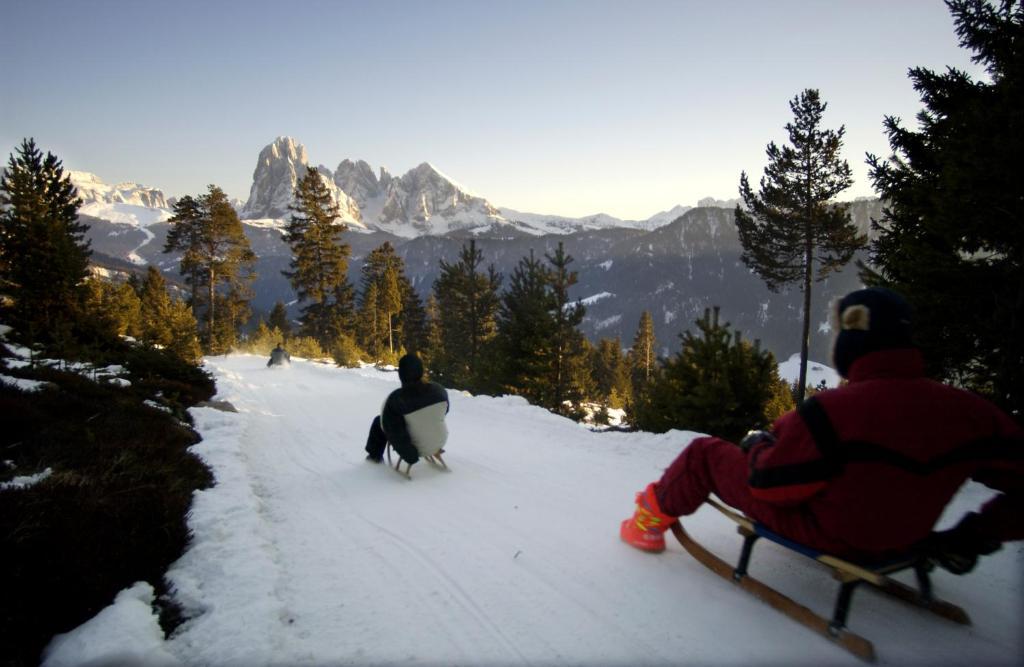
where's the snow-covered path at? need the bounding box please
[45,355,1023,666]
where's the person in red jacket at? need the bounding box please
[620,287,1024,570]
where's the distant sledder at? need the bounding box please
[619,288,1024,661]
[267,343,291,368]
[365,353,450,478]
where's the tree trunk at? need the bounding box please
[798,210,813,404]
[208,267,216,345]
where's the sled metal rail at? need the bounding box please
[671,497,970,662]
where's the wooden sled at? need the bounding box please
[671,498,970,662]
[385,443,448,479]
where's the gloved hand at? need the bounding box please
[926,513,1002,575]
[739,430,775,452]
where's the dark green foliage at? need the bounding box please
[592,337,632,409]
[282,167,354,348]
[430,240,502,391]
[399,281,429,356]
[736,90,865,401]
[83,276,141,339]
[134,266,202,364]
[164,185,256,353]
[0,339,214,667]
[0,139,91,347]
[495,250,554,404]
[865,0,1024,421]
[627,310,658,420]
[494,244,591,415]
[357,242,420,363]
[545,243,592,412]
[268,301,292,338]
[633,307,787,442]
[163,195,204,306]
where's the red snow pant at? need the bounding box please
[654,436,854,557]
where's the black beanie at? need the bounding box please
[832,288,914,378]
[398,353,424,385]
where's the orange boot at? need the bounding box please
[620,482,677,553]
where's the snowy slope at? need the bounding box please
[44,355,1023,666]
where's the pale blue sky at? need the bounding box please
[1,0,979,219]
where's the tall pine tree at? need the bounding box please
[866,0,1024,421]
[495,250,554,405]
[0,139,90,345]
[164,185,256,353]
[357,242,418,363]
[282,166,354,348]
[627,310,660,425]
[592,337,632,409]
[736,89,865,402]
[431,240,502,391]
[494,244,590,416]
[545,242,590,413]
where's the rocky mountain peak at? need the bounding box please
[334,159,381,207]
[241,137,360,224]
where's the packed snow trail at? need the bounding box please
[44,355,1023,666]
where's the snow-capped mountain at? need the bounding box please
[68,171,169,209]
[242,137,717,238]
[240,137,362,227]
[334,157,507,238]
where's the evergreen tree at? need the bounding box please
[163,185,255,352]
[628,311,657,387]
[626,310,659,424]
[380,265,403,355]
[282,166,354,348]
[592,337,632,409]
[137,266,174,347]
[866,0,1024,420]
[495,250,554,405]
[135,266,201,363]
[164,297,202,364]
[398,278,428,356]
[635,307,784,442]
[0,139,90,344]
[423,293,444,370]
[358,281,382,360]
[545,242,590,413]
[268,301,292,338]
[431,240,502,390]
[494,244,591,416]
[163,195,204,309]
[357,242,414,363]
[736,89,865,402]
[83,277,141,339]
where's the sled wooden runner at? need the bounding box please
[670,497,971,663]
[385,443,449,479]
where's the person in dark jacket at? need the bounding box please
[620,288,1024,569]
[365,353,449,466]
[267,343,290,367]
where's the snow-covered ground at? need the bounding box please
[43,355,1022,666]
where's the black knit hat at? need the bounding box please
[832,287,914,378]
[398,353,424,385]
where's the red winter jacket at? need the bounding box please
[748,348,1024,556]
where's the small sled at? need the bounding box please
[385,443,449,480]
[672,497,970,662]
